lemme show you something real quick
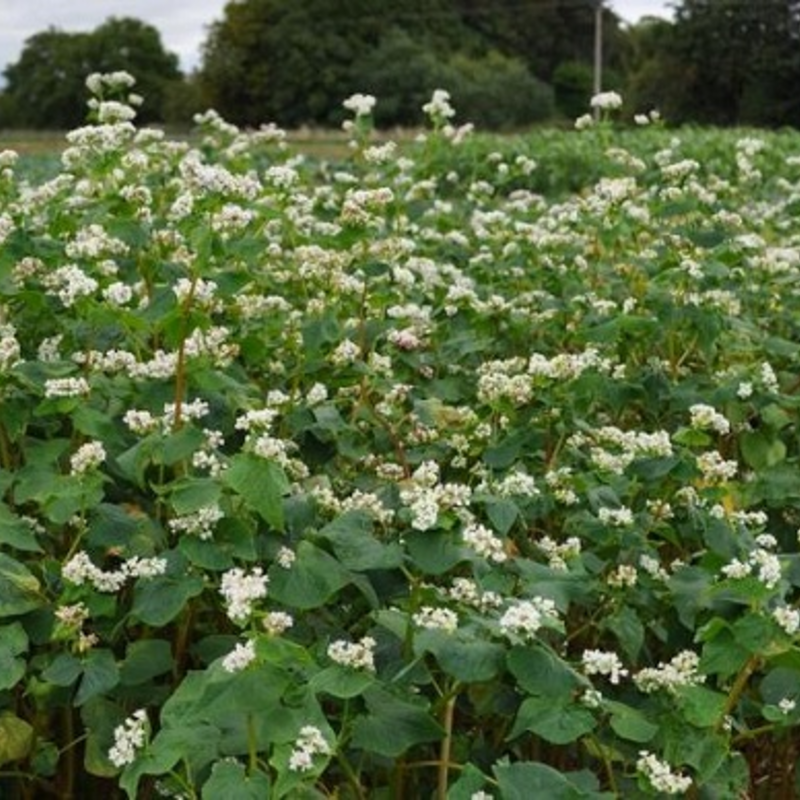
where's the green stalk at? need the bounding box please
[436,692,458,800]
[718,654,761,732]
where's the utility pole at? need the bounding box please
[593,0,603,118]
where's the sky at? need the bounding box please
[0,0,675,79]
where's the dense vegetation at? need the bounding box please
[2,0,800,130]
[2,73,800,798]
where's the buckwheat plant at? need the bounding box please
[3,75,800,799]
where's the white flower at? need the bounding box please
[773,606,800,636]
[689,404,730,435]
[590,91,623,111]
[634,650,705,694]
[70,441,106,475]
[103,281,134,305]
[696,451,738,483]
[263,611,294,635]
[598,506,634,527]
[327,636,376,672]
[462,522,507,563]
[342,93,376,117]
[288,725,331,772]
[108,709,148,768]
[779,698,796,715]
[220,567,269,624]
[499,598,559,641]
[413,606,458,633]
[423,89,456,121]
[607,564,638,588]
[168,505,224,541]
[582,649,628,684]
[222,639,257,673]
[276,547,296,569]
[636,751,692,795]
[44,377,90,398]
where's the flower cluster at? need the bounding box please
[581,649,628,684]
[498,597,559,641]
[327,636,377,672]
[634,650,705,694]
[62,552,167,593]
[222,639,257,673]
[108,709,149,768]
[288,726,332,772]
[219,567,269,624]
[636,751,692,795]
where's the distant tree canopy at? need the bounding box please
[625,0,800,127]
[2,17,182,129]
[199,0,626,128]
[2,1,800,131]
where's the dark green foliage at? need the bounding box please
[625,0,800,127]
[2,17,183,129]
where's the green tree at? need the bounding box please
[85,17,183,123]
[621,17,685,120]
[200,0,479,127]
[664,0,800,126]
[444,50,554,129]
[452,0,628,87]
[2,17,182,129]
[2,29,93,129]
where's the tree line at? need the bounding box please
[1,0,799,131]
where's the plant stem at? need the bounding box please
[437,689,459,800]
[62,707,75,800]
[336,751,366,800]
[247,714,258,775]
[718,654,761,731]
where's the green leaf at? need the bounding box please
[82,697,124,777]
[170,477,223,515]
[606,702,658,743]
[0,622,27,690]
[223,453,289,530]
[514,559,594,609]
[120,726,210,799]
[76,648,120,706]
[131,572,205,626]
[42,653,83,687]
[120,639,174,686]
[161,426,208,466]
[509,695,595,744]
[740,430,786,470]
[310,665,375,699]
[350,687,442,758]
[760,667,800,705]
[0,503,42,552]
[318,510,404,571]
[0,712,34,765]
[202,760,271,799]
[699,628,751,680]
[507,645,580,697]
[732,613,777,654]
[603,606,644,662]
[423,633,505,683]
[268,541,351,610]
[484,498,519,535]
[405,530,465,575]
[667,566,713,629]
[678,685,727,728]
[448,763,491,800]
[0,553,42,617]
[494,760,612,799]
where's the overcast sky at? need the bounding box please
[0,0,675,78]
